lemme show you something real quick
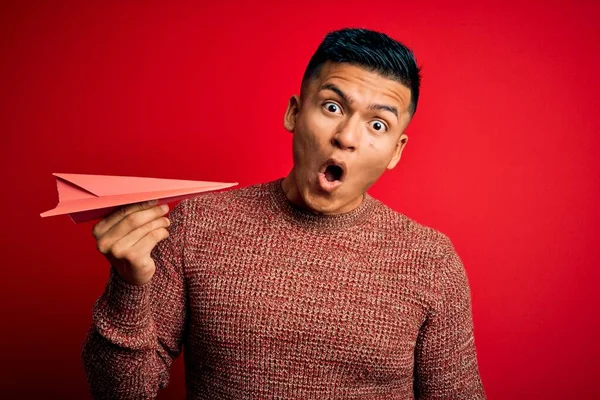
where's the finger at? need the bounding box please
[96,204,169,253]
[125,228,170,266]
[108,216,171,260]
[93,200,160,238]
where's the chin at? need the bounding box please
[297,184,331,213]
[302,185,351,215]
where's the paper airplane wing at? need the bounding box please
[40,173,238,223]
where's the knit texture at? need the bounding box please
[82,178,485,399]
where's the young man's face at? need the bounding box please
[282,61,413,214]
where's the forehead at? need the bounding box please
[307,62,412,114]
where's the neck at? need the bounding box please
[269,178,375,231]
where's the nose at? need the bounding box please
[331,116,361,151]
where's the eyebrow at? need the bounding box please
[319,83,399,121]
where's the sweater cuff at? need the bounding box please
[91,269,157,349]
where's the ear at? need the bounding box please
[283,95,301,133]
[386,134,408,170]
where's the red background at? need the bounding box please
[2,1,599,398]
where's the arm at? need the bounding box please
[414,235,486,399]
[81,199,190,399]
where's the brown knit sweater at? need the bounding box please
[82,179,485,399]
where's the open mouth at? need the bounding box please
[320,159,347,182]
[317,159,347,192]
[324,164,344,182]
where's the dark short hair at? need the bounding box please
[301,28,422,115]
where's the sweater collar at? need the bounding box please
[268,178,375,231]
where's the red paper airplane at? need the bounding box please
[41,173,238,223]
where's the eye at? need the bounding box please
[323,102,342,114]
[369,120,388,132]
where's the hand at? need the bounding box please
[92,200,171,286]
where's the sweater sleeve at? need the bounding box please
[81,199,190,399]
[413,235,486,399]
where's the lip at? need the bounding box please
[317,158,347,193]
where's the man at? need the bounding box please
[82,28,486,399]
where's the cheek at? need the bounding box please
[360,139,396,171]
[296,114,328,151]
[292,120,321,168]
